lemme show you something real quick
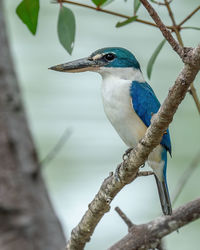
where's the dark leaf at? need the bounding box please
[116,16,138,28]
[92,0,108,7]
[134,0,141,15]
[103,0,115,6]
[57,6,76,55]
[147,39,166,79]
[16,0,39,35]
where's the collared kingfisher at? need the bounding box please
[50,47,172,215]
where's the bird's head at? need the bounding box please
[49,47,141,75]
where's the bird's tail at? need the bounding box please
[154,175,172,215]
[154,148,172,216]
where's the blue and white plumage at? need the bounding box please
[50,47,172,215]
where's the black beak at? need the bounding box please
[49,56,106,73]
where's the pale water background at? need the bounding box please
[3,0,200,249]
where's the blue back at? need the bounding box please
[130,81,172,155]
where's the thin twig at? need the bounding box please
[150,0,170,6]
[181,26,200,30]
[164,0,176,26]
[172,150,200,205]
[139,0,183,58]
[57,0,174,30]
[41,128,72,165]
[145,0,200,113]
[164,0,184,46]
[178,6,200,27]
[164,2,200,114]
[167,5,200,113]
[115,207,134,229]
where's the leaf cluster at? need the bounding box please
[15,0,200,78]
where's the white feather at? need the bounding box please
[99,67,164,178]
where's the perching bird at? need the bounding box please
[50,47,172,215]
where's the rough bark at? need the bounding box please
[109,197,200,250]
[0,1,66,250]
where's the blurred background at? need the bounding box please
[3,0,200,249]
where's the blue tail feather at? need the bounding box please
[155,149,172,215]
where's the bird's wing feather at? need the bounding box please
[130,81,171,155]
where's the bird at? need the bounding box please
[49,47,172,216]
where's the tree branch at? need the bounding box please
[115,207,134,229]
[58,0,174,30]
[139,0,183,58]
[109,197,200,250]
[178,5,200,27]
[164,0,176,27]
[163,0,200,114]
[164,0,184,46]
[66,45,200,250]
[141,0,200,114]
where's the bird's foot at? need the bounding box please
[123,147,133,160]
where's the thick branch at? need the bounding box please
[66,45,200,250]
[109,197,200,250]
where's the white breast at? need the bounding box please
[100,70,147,147]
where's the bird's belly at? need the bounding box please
[101,77,147,147]
[103,97,147,148]
[101,75,166,180]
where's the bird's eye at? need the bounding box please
[104,53,115,61]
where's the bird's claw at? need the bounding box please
[123,147,133,160]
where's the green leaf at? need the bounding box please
[16,0,39,35]
[134,0,141,15]
[116,16,138,28]
[102,0,115,6]
[92,0,108,7]
[182,26,200,31]
[57,6,76,55]
[147,39,166,79]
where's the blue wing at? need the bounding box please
[130,81,171,155]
